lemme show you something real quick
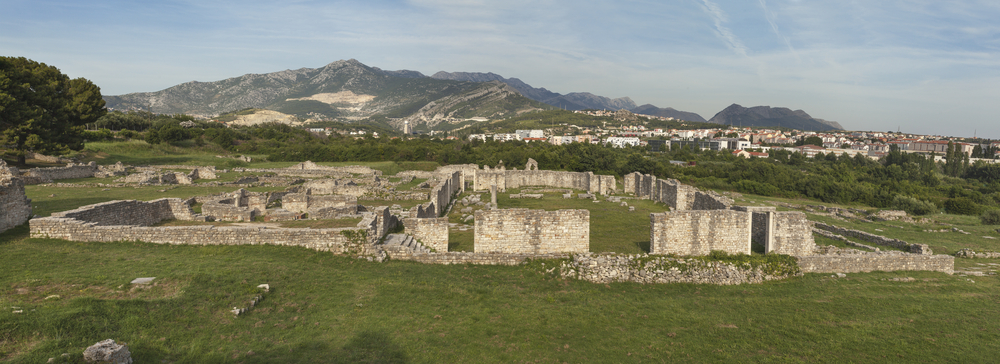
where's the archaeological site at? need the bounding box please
[12,157,955,285]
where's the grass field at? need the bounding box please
[5,148,1000,362]
[1,227,998,363]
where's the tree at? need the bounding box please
[0,57,106,164]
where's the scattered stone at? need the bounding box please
[836,273,847,278]
[628,206,635,212]
[83,339,132,364]
[130,277,155,285]
[45,295,60,300]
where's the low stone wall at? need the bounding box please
[559,254,795,285]
[954,249,1000,258]
[797,250,954,274]
[474,209,589,254]
[1,162,32,233]
[30,199,394,257]
[385,250,568,265]
[47,199,194,226]
[813,222,932,254]
[624,172,732,210]
[201,189,269,222]
[404,217,449,252]
[650,210,751,255]
[283,193,357,216]
[475,168,615,195]
[23,162,97,183]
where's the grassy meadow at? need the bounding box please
[3,144,1000,362]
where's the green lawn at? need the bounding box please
[1,229,997,363]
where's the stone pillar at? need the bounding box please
[490,184,498,206]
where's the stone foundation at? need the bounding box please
[624,172,732,210]
[797,251,954,274]
[475,208,589,254]
[29,199,396,257]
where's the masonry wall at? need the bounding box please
[770,211,815,256]
[650,210,752,255]
[474,209,589,254]
[625,172,731,211]
[23,162,98,183]
[474,169,615,195]
[30,199,394,256]
[283,193,357,215]
[48,199,193,226]
[0,168,32,233]
[384,250,568,265]
[797,253,954,274]
[404,217,449,252]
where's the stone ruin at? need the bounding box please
[0,160,32,234]
[27,164,956,285]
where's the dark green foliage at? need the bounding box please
[92,110,155,131]
[981,209,1000,225]
[945,197,983,215]
[891,195,938,215]
[0,57,106,162]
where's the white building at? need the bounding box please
[515,129,544,139]
[604,136,641,148]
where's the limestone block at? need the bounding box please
[83,339,132,364]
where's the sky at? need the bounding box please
[3,0,999,138]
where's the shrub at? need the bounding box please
[944,197,983,216]
[733,180,780,196]
[891,195,937,215]
[982,209,1000,225]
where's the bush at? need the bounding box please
[733,180,780,196]
[944,197,983,216]
[982,209,1000,225]
[891,195,937,215]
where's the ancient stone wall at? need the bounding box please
[0,162,32,233]
[404,217,449,252]
[282,193,357,216]
[560,254,795,285]
[625,172,731,210]
[202,189,269,222]
[813,222,930,254]
[427,171,461,217]
[474,209,589,254]
[474,169,614,195]
[771,212,815,255]
[650,210,752,255]
[30,200,395,257]
[23,162,97,183]
[797,251,954,274]
[384,250,568,265]
[47,198,194,226]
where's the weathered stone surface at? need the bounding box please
[405,217,449,252]
[475,209,589,254]
[651,210,751,255]
[814,222,925,253]
[83,339,132,364]
[561,254,795,285]
[797,250,953,274]
[475,168,615,195]
[30,200,397,257]
[0,160,32,234]
[624,172,732,210]
[23,162,97,184]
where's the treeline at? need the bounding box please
[101,120,1000,216]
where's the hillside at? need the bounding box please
[430,71,638,111]
[103,60,549,131]
[630,104,707,122]
[708,104,844,131]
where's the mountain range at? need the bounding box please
[708,104,844,131]
[103,59,844,132]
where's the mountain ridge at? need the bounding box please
[708,104,843,131]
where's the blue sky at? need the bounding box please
[3,0,999,138]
